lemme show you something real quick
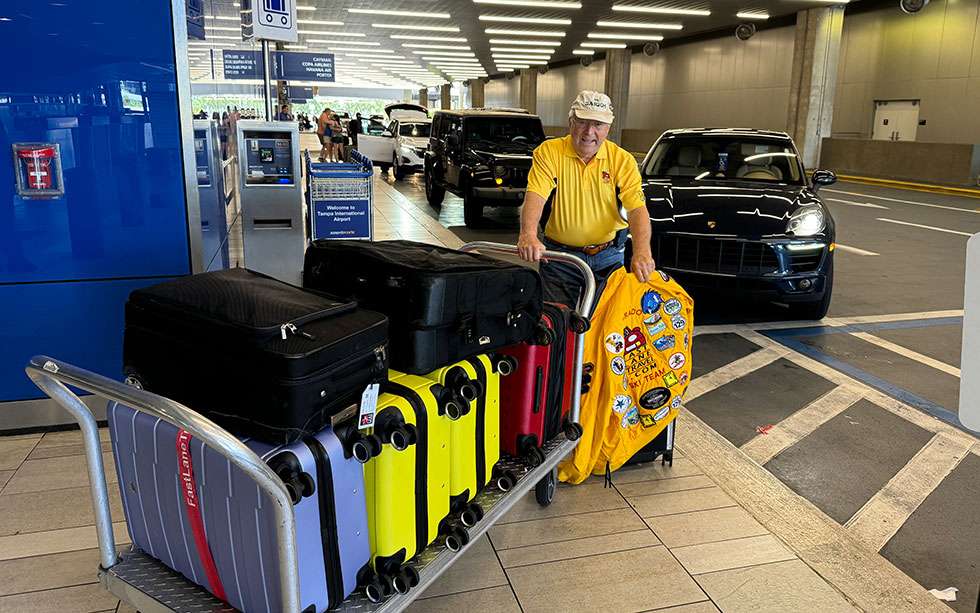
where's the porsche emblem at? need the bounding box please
[707,221,717,229]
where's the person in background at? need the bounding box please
[349,112,362,151]
[220,111,230,158]
[331,113,345,162]
[517,90,655,308]
[317,107,332,162]
[277,104,293,121]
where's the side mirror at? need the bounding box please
[811,169,837,191]
[382,130,393,137]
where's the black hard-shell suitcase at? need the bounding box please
[625,421,675,466]
[303,239,543,374]
[123,267,388,443]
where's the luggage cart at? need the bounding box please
[304,149,374,241]
[24,242,592,613]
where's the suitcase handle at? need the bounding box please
[25,355,303,613]
[459,241,594,429]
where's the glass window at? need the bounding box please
[643,136,803,185]
[400,122,431,138]
[463,117,545,148]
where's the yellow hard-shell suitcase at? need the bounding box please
[423,354,501,516]
[362,372,461,595]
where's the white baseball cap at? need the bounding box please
[569,90,614,124]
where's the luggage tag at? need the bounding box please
[358,383,380,430]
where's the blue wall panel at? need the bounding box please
[0,2,191,402]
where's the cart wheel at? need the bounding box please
[535,468,558,507]
[564,422,584,441]
[445,526,470,552]
[496,469,518,492]
[525,446,545,468]
[662,451,673,467]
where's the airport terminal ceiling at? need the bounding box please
[193,0,860,88]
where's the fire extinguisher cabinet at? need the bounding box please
[12,143,65,199]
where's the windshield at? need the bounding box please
[400,122,431,138]
[643,136,803,185]
[464,117,545,147]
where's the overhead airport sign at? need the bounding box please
[275,52,335,82]
[222,50,263,80]
[287,85,315,101]
[186,0,205,40]
[241,0,298,43]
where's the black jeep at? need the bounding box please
[423,109,546,226]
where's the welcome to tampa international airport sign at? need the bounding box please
[222,50,334,83]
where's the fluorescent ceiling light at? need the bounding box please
[596,20,682,29]
[611,5,710,16]
[299,30,365,36]
[402,44,471,50]
[736,12,769,19]
[390,35,468,42]
[484,28,565,36]
[497,64,529,68]
[368,60,419,64]
[350,8,450,18]
[208,16,240,21]
[373,23,460,31]
[207,35,243,40]
[488,38,560,45]
[308,40,380,45]
[416,51,478,57]
[296,5,316,11]
[572,49,595,54]
[479,15,572,25]
[285,44,308,49]
[490,46,555,53]
[346,54,407,59]
[331,47,396,52]
[492,52,552,57]
[583,41,627,47]
[298,19,345,26]
[588,32,664,40]
[473,0,581,7]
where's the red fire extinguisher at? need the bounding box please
[17,145,56,189]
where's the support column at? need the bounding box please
[441,84,452,109]
[603,49,632,147]
[418,88,428,108]
[519,68,537,114]
[470,78,485,109]
[787,6,844,170]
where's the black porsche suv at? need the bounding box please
[424,109,545,226]
[631,128,838,319]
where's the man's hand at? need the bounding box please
[631,252,656,284]
[518,234,546,262]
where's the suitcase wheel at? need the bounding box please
[445,398,464,420]
[392,566,420,594]
[535,468,558,507]
[350,433,383,463]
[532,323,556,346]
[524,446,546,468]
[563,422,584,441]
[364,574,393,603]
[494,354,518,377]
[496,469,519,492]
[459,502,484,527]
[445,526,470,552]
[569,313,591,334]
[389,424,419,451]
[458,380,482,402]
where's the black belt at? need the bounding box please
[545,237,614,256]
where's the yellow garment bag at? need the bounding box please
[559,267,694,485]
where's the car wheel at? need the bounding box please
[424,163,445,207]
[393,154,407,180]
[791,259,833,320]
[463,188,483,227]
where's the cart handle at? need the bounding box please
[458,241,594,427]
[25,355,302,613]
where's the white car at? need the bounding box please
[356,104,430,180]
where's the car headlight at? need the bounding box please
[493,165,507,178]
[786,206,825,236]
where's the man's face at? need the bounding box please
[568,113,611,160]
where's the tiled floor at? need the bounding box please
[0,168,865,612]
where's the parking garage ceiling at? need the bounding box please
[193,0,854,89]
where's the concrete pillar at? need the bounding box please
[402,89,413,103]
[787,6,844,170]
[603,49,632,147]
[418,88,428,108]
[441,84,452,109]
[470,78,485,109]
[519,68,537,114]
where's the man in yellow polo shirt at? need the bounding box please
[517,91,655,308]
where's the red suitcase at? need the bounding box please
[498,303,578,465]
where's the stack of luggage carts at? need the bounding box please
[95,238,591,612]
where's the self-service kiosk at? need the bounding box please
[193,120,230,271]
[235,120,304,285]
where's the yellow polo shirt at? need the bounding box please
[526,136,646,246]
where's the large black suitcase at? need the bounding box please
[304,239,542,374]
[123,267,388,443]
